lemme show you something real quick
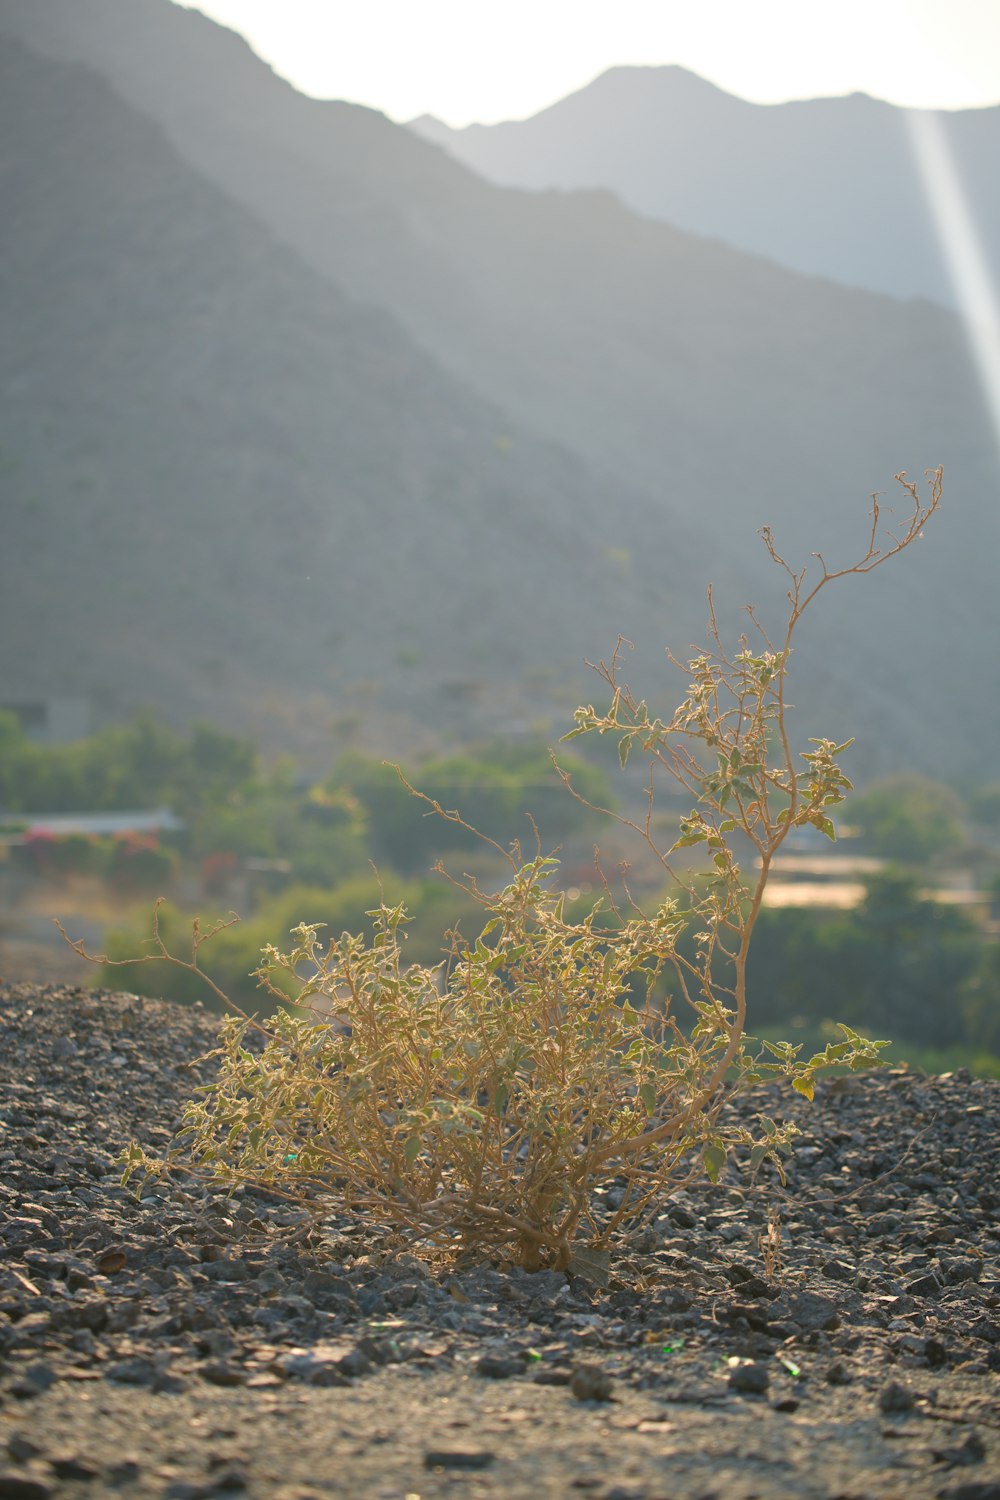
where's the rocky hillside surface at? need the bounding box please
[1,1,998,775]
[1,980,998,1498]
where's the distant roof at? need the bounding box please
[5,807,183,837]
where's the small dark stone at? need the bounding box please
[337,1348,371,1378]
[941,1257,984,1285]
[48,1457,99,1482]
[103,1358,162,1387]
[523,1269,567,1298]
[905,1273,941,1299]
[653,1287,693,1313]
[384,1281,422,1310]
[879,1380,916,1414]
[933,1431,987,1469]
[728,1361,770,1394]
[301,1271,352,1309]
[772,1397,800,1413]
[107,1461,141,1486]
[356,1335,400,1367]
[476,1353,526,1379]
[424,1449,495,1471]
[739,1277,777,1299]
[820,1260,855,1283]
[211,1469,248,1492]
[867,1214,903,1238]
[4,1440,41,1466]
[355,1289,386,1316]
[778,1290,841,1332]
[198,1362,246,1387]
[570,1364,614,1402]
[0,1477,53,1500]
[824,1359,853,1385]
[722,1262,754,1285]
[10,1364,57,1400]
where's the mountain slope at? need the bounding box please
[0,39,685,750]
[1,2,997,777]
[409,65,1000,310]
[2,3,992,549]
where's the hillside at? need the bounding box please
[410,64,1000,310]
[1,1,998,777]
[0,40,676,750]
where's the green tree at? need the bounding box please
[850,772,966,864]
[748,871,983,1050]
[0,711,259,815]
[327,742,612,874]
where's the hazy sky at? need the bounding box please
[176,0,1000,125]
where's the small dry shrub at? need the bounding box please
[107,471,941,1271]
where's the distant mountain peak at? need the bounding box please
[405,59,999,310]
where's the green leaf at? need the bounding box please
[792,1074,814,1101]
[403,1136,422,1164]
[618,737,631,769]
[669,832,706,851]
[749,1143,769,1173]
[703,1143,727,1182]
[638,1081,657,1116]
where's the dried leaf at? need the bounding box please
[567,1246,611,1287]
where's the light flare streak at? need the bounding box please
[906,108,1000,455]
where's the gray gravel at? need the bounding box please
[1,980,998,1499]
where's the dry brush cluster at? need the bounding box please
[101,471,942,1271]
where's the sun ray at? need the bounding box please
[906,108,1000,455]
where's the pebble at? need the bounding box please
[476,1353,527,1379]
[570,1365,614,1401]
[879,1380,916,1413]
[727,1361,770,1394]
[0,1478,53,1500]
[423,1448,495,1470]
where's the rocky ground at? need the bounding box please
[0,980,998,1500]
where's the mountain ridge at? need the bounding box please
[1,1,997,778]
[407,62,1000,311]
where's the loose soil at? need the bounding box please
[0,981,997,1500]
